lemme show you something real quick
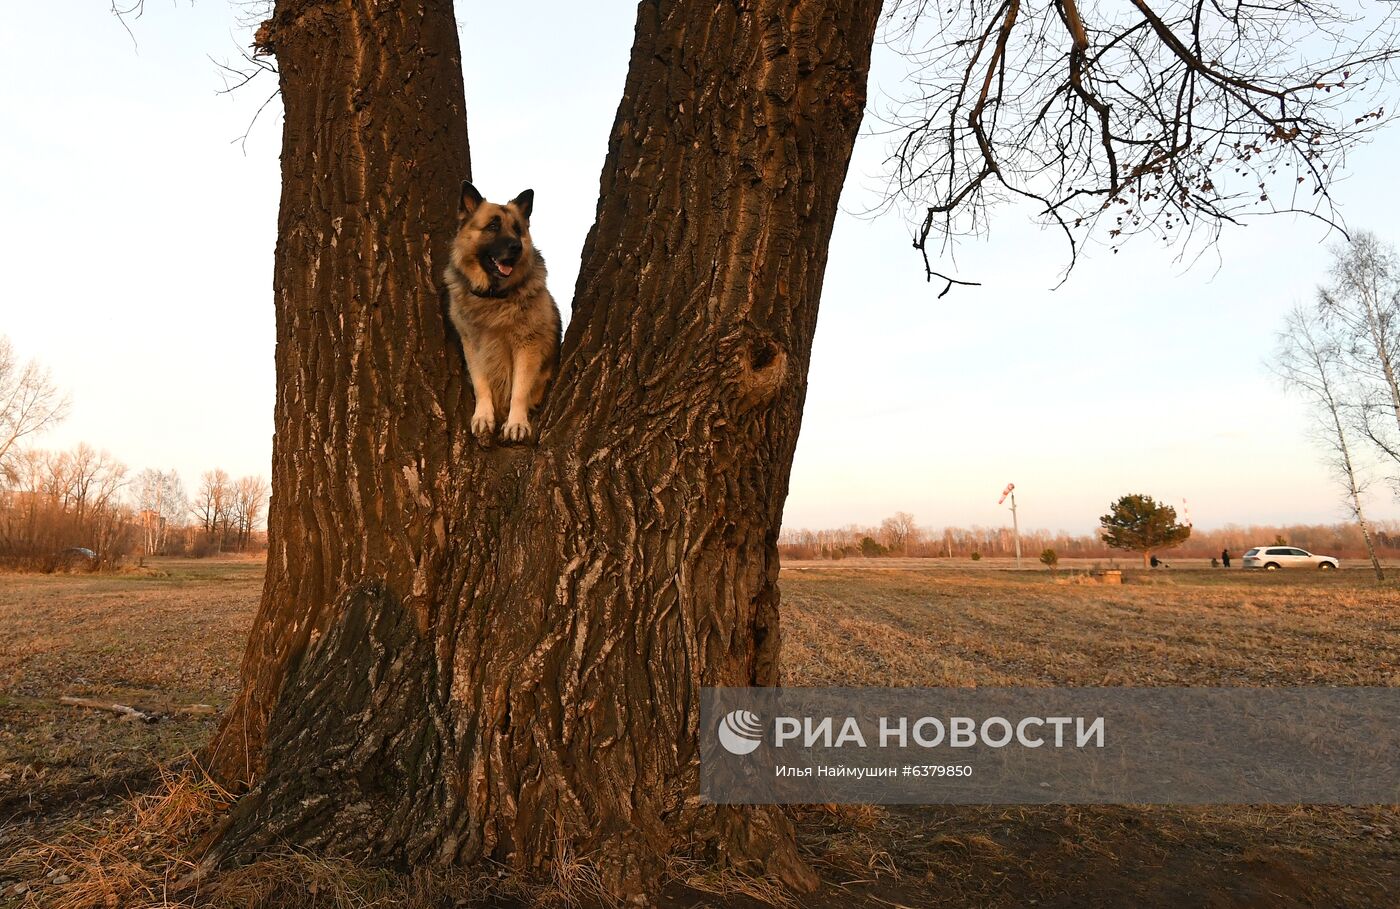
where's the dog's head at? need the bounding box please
[451,182,536,295]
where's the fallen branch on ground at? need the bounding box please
[58,696,160,723]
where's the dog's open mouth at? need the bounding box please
[489,257,514,278]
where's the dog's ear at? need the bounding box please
[459,181,484,222]
[510,189,534,222]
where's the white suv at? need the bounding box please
[1241,546,1340,571]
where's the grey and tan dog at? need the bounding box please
[444,181,561,443]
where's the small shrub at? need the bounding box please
[970,551,982,561]
[1040,548,1058,569]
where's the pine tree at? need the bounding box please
[1099,495,1191,568]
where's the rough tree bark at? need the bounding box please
[204,0,881,898]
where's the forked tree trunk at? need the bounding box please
[204,0,880,898]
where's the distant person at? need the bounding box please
[1221,548,1231,568]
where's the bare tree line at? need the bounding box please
[780,514,1400,563]
[0,334,269,570]
[0,444,270,570]
[190,468,271,554]
[0,443,130,568]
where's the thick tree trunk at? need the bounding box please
[204,0,880,898]
[203,0,474,785]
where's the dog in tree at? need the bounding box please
[444,182,561,443]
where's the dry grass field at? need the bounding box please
[1,559,1397,907]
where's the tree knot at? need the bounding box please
[839,86,867,122]
[734,335,788,411]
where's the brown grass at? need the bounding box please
[3,766,230,909]
[780,565,1400,687]
[3,764,606,909]
[2,559,1397,907]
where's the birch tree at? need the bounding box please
[1318,231,1400,488]
[1274,305,1385,580]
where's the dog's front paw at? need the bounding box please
[471,412,496,441]
[500,418,533,443]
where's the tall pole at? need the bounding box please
[999,482,1023,570]
[1010,491,1022,569]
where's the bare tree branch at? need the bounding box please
[110,0,146,51]
[0,336,70,484]
[880,0,1400,287]
[1316,230,1400,490]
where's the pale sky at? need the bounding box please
[3,3,1399,535]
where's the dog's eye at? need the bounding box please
[486,218,500,232]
